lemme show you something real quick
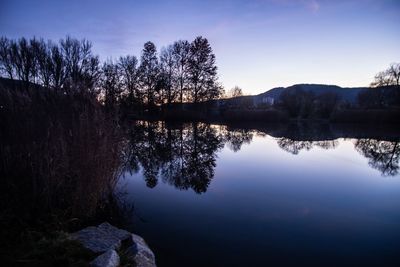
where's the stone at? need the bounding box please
[71,222,130,253]
[126,234,156,267]
[71,222,156,267]
[98,222,131,240]
[90,249,120,267]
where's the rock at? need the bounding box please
[90,249,120,267]
[98,222,131,240]
[71,222,156,267]
[71,222,130,253]
[126,234,156,267]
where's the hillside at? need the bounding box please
[255,84,368,105]
[216,83,398,108]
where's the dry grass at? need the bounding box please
[0,78,124,228]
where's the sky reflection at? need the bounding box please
[118,124,400,266]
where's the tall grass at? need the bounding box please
[0,78,123,228]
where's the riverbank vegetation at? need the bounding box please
[0,78,126,265]
[1,36,399,123]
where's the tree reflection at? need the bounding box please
[222,127,254,152]
[124,122,400,192]
[277,139,314,155]
[354,139,400,176]
[313,140,339,150]
[125,121,223,193]
[276,138,338,155]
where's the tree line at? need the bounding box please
[278,88,340,118]
[0,36,223,110]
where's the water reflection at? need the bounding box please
[123,122,400,193]
[124,121,224,193]
[221,128,254,152]
[276,138,339,155]
[355,139,400,176]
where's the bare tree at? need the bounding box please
[371,70,392,87]
[61,36,100,94]
[10,37,36,84]
[371,63,400,87]
[388,63,400,86]
[81,56,101,95]
[139,41,159,107]
[101,60,122,110]
[228,86,243,98]
[118,55,140,106]
[48,42,67,91]
[31,38,52,88]
[361,63,400,108]
[160,44,177,105]
[0,37,15,79]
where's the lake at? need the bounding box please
[117,121,400,267]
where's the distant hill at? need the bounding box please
[215,83,400,113]
[254,84,369,105]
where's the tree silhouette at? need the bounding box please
[172,40,190,103]
[139,41,159,107]
[10,38,36,85]
[0,37,15,79]
[48,41,67,91]
[371,63,400,87]
[101,60,122,111]
[359,63,400,108]
[31,38,52,88]
[187,36,222,103]
[159,45,177,105]
[1,36,224,108]
[118,55,140,107]
[61,37,100,94]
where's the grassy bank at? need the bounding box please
[0,79,127,266]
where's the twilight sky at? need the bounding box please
[1,0,399,95]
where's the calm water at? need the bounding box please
[117,122,400,267]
